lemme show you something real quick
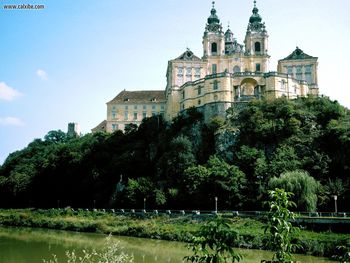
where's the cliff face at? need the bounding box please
[214,128,239,162]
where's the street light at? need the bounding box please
[215,197,218,213]
[334,195,338,214]
[143,198,146,211]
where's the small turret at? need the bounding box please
[203,1,225,57]
[204,1,223,34]
[244,0,269,57]
[224,26,234,43]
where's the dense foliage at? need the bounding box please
[0,97,349,211]
[185,217,242,263]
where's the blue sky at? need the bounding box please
[1,0,350,164]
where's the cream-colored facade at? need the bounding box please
[93,90,165,133]
[92,1,319,132]
[164,1,318,121]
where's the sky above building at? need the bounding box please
[1,0,350,165]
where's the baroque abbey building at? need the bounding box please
[93,1,318,133]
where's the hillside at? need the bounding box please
[0,96,349,212]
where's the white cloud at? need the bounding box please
[36,69,48,80]
[0,117,25,126]
[0,82,22,101]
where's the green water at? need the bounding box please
[0,227,333,263]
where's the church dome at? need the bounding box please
[249,4,262,24]
[207,2,220,25]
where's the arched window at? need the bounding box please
[254,42,261,53]
[211,42,218,54]
[233,66,240,73]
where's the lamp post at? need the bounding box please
[215,196,218,213]
[143,198,146,211]
[334,195,338,214]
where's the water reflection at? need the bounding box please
[0,227,333,263]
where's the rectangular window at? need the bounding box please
[195,67,201,78]
[305,73,312,84]
[143,105,147,110]
[125,105,128,110]
[142,112,147,119]
[186,67,192,82]
[124,111,128,120]
[134,105,137,110]
[112,124,118,131]
[305,65,312,73]
[255,63,261,72]
[287,66,293,76]
[213,80,219,90]
[280,80,286,91]
[161,105,165,110]
[296,66,303,80]
[198,86,202,95]
[212,64,217,74]
[133,112,138,120]
[152,105,156,110]
[177,67,184,86]
[177,67,183,75]
[112,111,116,119]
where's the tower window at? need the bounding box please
[255,63,261,72]
[211,42,218,54]
[212,64,217,74]
[198,99,201,105]
[254,42,261,53]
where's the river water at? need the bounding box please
[0,226,333,263]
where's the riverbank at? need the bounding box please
[0,209,348,259]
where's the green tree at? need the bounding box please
[185,217,242,263]
[269,170,319,212]
[125,177,154,205]
[269,146,301,178]
[44,130,67,143]
[124,123,138,135]
[207,155,247,208]
[263,188,300,263]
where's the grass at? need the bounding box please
[0,208,348,259]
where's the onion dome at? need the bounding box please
[207,1,220,25]
[249,0,262,24]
